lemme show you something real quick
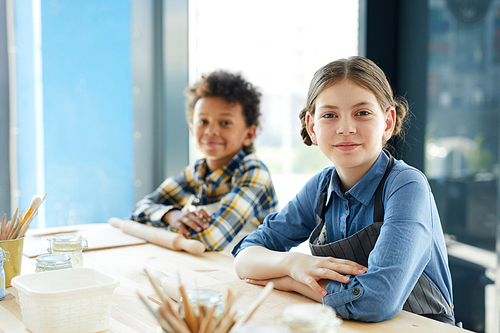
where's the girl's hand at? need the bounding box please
[163,209,211,237]
[245,276,328,303]
[286,253,367,297]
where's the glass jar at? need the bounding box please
[0,248,10,300]
[35,254,73,273]
[184,289,223,316]
[282,303,342,333]
[47,233,88,268]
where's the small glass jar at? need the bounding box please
[47,233,88,268]
[35,254,72,273]
[0,248,10,300]
[184,289,223,316]
[282,303,342,333]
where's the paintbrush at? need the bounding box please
[17,211,38,239]
[20,195,44,227]
[13,194,46,239]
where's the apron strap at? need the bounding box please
[373,150,395,222]
[316,149,395,223]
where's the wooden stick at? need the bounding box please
[144,268,169,303]
[18,210,24,226]
[6,218,19,240]
[229,282,274,333]
[11,210,31,240]
[158,306,191,333]
[0,213,6,240]
[11,222,22,239]
[10,207,18,227]
[178,273,199,333]
[137,292,172,333]
[163,295,190,332]
[213,311,235,333]
[4,208,18,240]
[221,289,237,317]
[17,214,35,239]
[1,220,10,241]
[145,268,190,332]
[197,304,217,333]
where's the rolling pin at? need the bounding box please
[108,217,206,254]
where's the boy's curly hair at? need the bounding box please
[185,71,261,153]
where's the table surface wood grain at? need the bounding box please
[0,224,470,333]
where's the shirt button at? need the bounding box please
[345,203,348,210]
[345,194,351,198]
[341,234,344,239]
[353,288,360,295]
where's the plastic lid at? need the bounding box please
[49,233,86,244]
[36,254,72,269]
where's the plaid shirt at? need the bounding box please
[131,150,279,251]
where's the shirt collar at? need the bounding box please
[326,151,390,206]
[193,149,247,183]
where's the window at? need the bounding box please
[7,1,134,228]
[189,0,359,205]
[426,0,499,251]
[426,1,500,331]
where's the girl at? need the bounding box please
[232,56,455,324]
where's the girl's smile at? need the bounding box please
[306,79,395,190]
[334,141,361,151]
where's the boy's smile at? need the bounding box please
[190,96,256,172]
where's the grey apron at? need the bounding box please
[308,153,455,325]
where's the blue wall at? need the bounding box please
[15,0,134,227]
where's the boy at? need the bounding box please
[131,70,279,251]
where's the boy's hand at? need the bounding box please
[163,209,211,237]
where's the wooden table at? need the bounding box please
[0,224,470,332]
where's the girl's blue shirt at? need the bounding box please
[232,151,453,322]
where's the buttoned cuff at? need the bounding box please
[323,279,364,318]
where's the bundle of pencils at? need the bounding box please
[139,269,273,333]
[0,194,46,241]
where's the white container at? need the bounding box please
[11,267,119,333]
[282,303,342,333]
